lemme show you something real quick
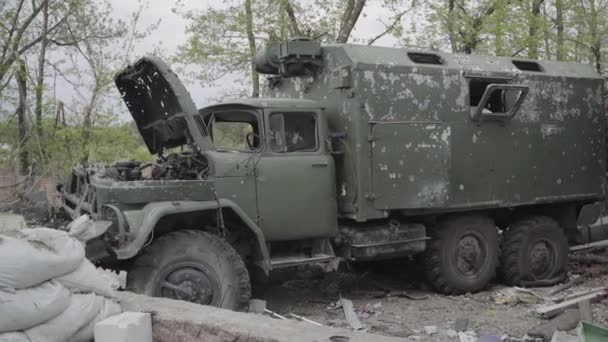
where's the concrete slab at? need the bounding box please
[115,292,410,342]
[94,312,153,342]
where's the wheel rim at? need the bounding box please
[528,238,557,280]
[453,232,487,278]
[154,260,221,306]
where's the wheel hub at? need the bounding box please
[455,234,486,277]
[156,262,218,305]
[528,239,556,279]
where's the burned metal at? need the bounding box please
[61,38,606,308]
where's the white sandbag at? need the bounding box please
[0,281,71,333]
[0,228,84,289]
[56,259,116,298]
[67,215,92,242]
[25,293,103,342]
[67,215,112,243]
[68,298,122,342]
[0,332,29,342]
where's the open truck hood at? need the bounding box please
[115,56,212,154]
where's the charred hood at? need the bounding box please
[115,56,212,154]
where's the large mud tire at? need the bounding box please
[501,216,568,286]
[424,215,499,295]
[127,230,251,311]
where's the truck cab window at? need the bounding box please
[208,110,259,151]
[269,112,317,152]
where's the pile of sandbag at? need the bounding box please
[0,224,121,342]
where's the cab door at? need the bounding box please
[255,109,338,241]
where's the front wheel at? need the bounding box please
[424,215,499,295]
[127,230,251,310]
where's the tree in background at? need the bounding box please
[0,0,157,178]
[176,0,414,98]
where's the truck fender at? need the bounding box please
[112,199,271,275]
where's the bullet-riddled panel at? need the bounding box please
[371,123,451,210]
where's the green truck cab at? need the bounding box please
[61,39,606,310]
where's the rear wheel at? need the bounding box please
[127,230,251,310]
[501,216,568,286]
[424,215,499,294]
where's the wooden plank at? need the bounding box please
[341,297,365,331]
[536,291,607,318]
[548,277,586,296]
[570,239,608,252]
[551,287,607,303]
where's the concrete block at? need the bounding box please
[94,312,152,342]
[115,291,410,342]
[0,213,26,232]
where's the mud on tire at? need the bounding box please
[127,230,251,311]
[424,215,499,295]
[500,216,568,286]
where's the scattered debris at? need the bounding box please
[248,299,266,314]
[264,308,288,320]
[548,276,586,296]
[423,325,438,335]
[454,318,470,332]
[458,331,477,342]
[477,335,502,342]
[536,290,607,318]
[570,239,608,253]
[340,297,365,331]
[570,254,608,265]
[551,287,607,303]
[528,308,581,340]
[387,290,429,300]
[494,287,542,305]
[288,313,324,327]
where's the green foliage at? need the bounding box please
[0,115,153,175]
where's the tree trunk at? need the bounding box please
[35,0,49,141]
[81,84,99,164]
[447,0,458,53]
[587,0,602,73]
[336,0,367,43]
[244,0,259,97]
[282,0,302,37]
[555,0,565,60]
[16,60,28,175]
[528,0,544,59]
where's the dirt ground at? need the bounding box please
[255,252,608,341]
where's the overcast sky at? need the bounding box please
[100,0,401,119]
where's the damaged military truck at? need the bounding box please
[61,38,606,310]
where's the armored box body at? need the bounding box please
[265,44,606,222]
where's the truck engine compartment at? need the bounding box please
[100,151,209,182]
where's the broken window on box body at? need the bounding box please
[469,79,525,115]
[208,110,259,151]
[270,112,318,152]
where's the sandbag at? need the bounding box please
[56,259,117,298]
[0,229,84,289]
[25,294,103,342]
[68,298,122,342]
[0,281,71,333]
[0,332,29,342]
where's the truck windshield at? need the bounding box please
[208,110,260,151]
